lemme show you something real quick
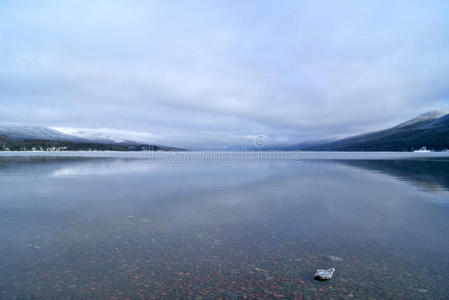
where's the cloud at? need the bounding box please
[1,0,448,148]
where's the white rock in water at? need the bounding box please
[326,255,343,262]
[314,267,335,280]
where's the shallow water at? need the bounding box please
[0,153,449,299]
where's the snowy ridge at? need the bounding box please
[396,110,449,128]
[0,125,153,145]
[55,128,153,145]
[0,125,82,141]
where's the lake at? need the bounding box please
[0,152,449,299]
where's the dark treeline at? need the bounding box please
[0,135,161,151]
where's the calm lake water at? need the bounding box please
[1,152,449,299]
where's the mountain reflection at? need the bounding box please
[335,158,449,193]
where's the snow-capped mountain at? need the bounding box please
[0,125,84,142]
[396,110,449,128]
[54,128,153,145]
[0,125,185,151]
[0,125,154,145]
[284,110,449,151]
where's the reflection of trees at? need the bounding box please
[336,158,449,192]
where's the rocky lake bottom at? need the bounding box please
[0,153,448,299]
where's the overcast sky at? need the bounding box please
[1,1,448,148]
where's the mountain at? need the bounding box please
[289,111,449,151]
[55,128,148,145]
[395,110,449,128]
[0,125,85,142]
[0,125,184,151]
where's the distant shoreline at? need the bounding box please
[1,151,449,161]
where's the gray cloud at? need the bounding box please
[1,0,448,148]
